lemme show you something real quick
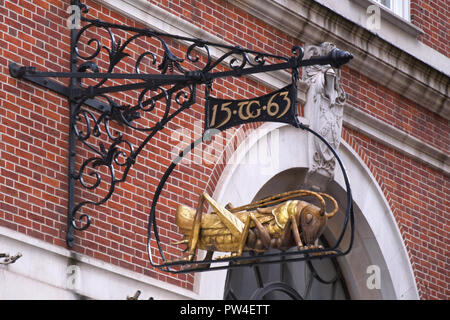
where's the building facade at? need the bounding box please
[0,0,448,300]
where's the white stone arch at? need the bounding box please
[195,122,418,300]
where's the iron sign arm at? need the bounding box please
[9,48,352,98]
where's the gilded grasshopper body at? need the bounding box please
[174,190,338,260]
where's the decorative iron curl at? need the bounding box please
[135,52,157,74]
[72,15,292,89]
[68,83,196,231]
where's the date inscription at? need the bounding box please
[205,84,297,131]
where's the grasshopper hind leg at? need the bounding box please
[215,212,253,261]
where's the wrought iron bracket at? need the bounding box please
[8,0,354,271]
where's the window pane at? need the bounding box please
[380,0,391,8]
[224,240,350,300]
[375,0,410,20]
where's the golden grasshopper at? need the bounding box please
[173,190,338,265]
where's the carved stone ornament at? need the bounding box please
[303,42,346,187]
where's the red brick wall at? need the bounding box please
[411,0,450,57]
[0,0,448,299]
[339,66,449,299]
[340,66,449,154]
[343,128,449,300]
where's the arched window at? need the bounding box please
[224,237,350,300]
